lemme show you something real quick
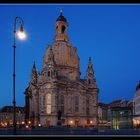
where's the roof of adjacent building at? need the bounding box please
[98,102,108,107]
[99,100,133,109]
[108,100,133,108]
[0,106,25,113]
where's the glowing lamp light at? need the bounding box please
[38,124,41,127]
[70,120,73,124]
[26,125,29,128]
[28,121,31,124]
[21,121,25,124]
[17,31,26,40]
[17,24,26,40]
[90,120,93,124]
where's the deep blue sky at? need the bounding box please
[0,4,140,108]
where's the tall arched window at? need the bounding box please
[86,96,90,115]
[74,96,79,112]
[61,25,66,34]
[46,94,51,114]
[48,71,51,77]
[88,79,91,84]
[59,95,65,115]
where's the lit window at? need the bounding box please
[47,105,51,114]
[46,94,51,114]
[47,94,51,104]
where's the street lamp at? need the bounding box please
[13,16,26,135]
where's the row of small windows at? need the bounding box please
[43,70,57,78]
[43,71,51,77]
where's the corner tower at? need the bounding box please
[30,62,37,84]
[86,57,94,84]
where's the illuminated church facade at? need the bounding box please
[24,11,99,127]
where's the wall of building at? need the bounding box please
[133,85,140,128]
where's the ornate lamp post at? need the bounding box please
[13,17,26,135]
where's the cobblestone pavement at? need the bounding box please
[0,127,140,136]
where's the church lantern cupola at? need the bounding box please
[54,10,69,42]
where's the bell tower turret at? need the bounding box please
[54,10,69,42]
[42,46,57,80]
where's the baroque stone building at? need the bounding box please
[24,11,99,127]
[0,106,25,128]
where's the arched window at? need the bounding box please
[60,95,64,104]
[74,96,79,112]
[59,95,65,115]
[88,79,91,84]
[46,94,51,114]
[48,71,50,77]
[56,26,58,30]
[86,97,90,115]
[61,25,66,34]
